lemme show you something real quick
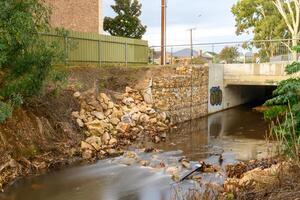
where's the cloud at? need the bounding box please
[144,25,237,46]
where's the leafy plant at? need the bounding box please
[0,101,13,123]
[0,0,60,123]
[103,0,147,39]
[264,45,300,160]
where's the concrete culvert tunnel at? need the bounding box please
[222,85,277,109]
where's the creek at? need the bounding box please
[0,105,272,200]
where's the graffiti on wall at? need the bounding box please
[210,86,223,106]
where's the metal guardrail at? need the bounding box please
[149,39,299,65]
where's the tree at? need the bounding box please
[219,47,239,63]
[274,0,300,59]
[0,0,59,122]
[232,0,289,58]
[103,0,147,39]
[232,0,288,40]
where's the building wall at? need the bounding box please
[45,0,103,34]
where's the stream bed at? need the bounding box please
[0,105,272,200]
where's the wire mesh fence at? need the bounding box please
[149,39,299,65]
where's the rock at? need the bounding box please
[110,118,120,126]
[107,101,114,109]
[120,158,136,166]
[86,119,106,135]
[102,132,111,144]
[161,132,167,139]
[149,118,157,124]
[81,141,94,151]
[99,93,111,104]
[116,122,131,133]
[76,118,84,127]
[160,112,167,121]
[139,160,150,166]
[87,100,101,109]
[8,159,18,168]
[72,111,80,118]
[111,108,123,119]
[85,136,102,151]
[104,109,113,116]
[100,102,108,110]
[91,111,105,120]
[166,166,179,176]
[148,109,156,114]
[122,97,134,105]
[82,149,93,159]
[125,151,138,159]
[157,121,168,128]
[139,114,150,123]
[125,86,135,93]
[154,136,161,143]
[121,114,132,123]
[138,105,148,113]
[181,159,191,169]
[106,149,119,156]
[109,137,118,145]
[73,92,81,98]
[191,174,202,181]
[141,82,153,104]
[131,113,141,121]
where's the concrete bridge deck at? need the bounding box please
[223,62,289,86]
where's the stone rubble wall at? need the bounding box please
[151,65,209,124]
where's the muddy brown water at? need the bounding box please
[0,105,272,200]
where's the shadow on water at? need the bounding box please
[0,105,272,200]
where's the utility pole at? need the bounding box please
[188,28,196,64]
[161,0,166,65]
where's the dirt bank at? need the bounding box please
[0,65,170,191]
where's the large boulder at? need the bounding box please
[81,141,94,150]
[85,136,102,151]
[86,119,107,135]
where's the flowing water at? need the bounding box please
[0,105,272,200]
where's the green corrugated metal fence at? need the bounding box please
[41,30,149,65]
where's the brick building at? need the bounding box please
[45,0,103,34]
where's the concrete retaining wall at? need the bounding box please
[208,64,269,114]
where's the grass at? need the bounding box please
[270,106,300,164]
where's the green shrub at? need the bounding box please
[264,46,300,161]
[0,101,12,123]
[0,0,62,123]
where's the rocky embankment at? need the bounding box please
[72,86,171,160]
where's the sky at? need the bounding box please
[103,0,253,48]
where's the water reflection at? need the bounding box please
[155,105,271,161]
